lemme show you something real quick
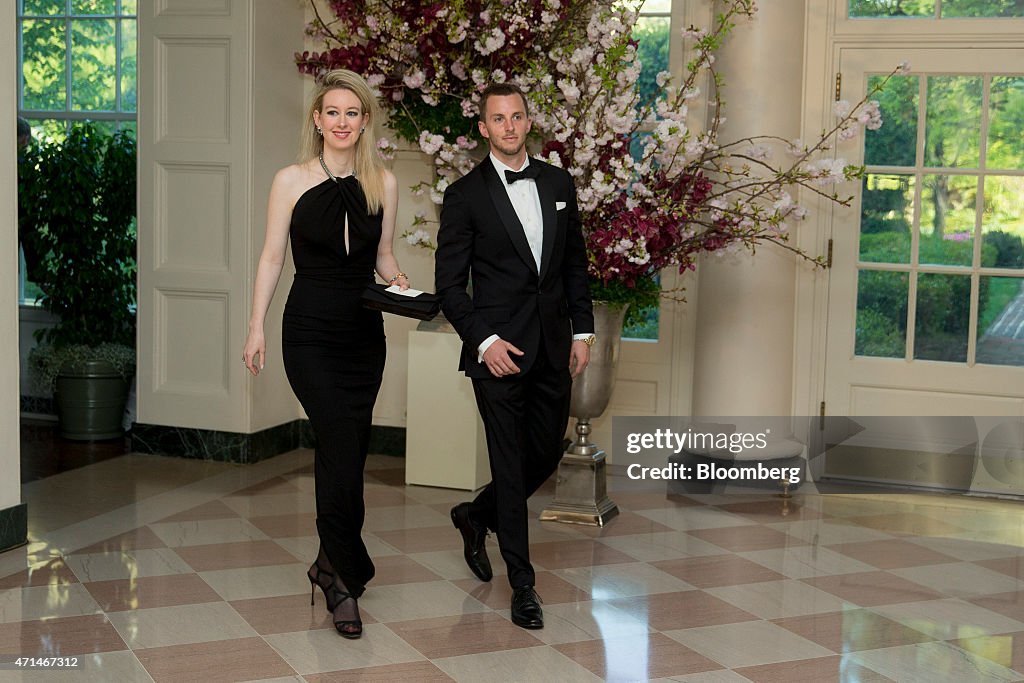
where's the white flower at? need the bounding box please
[743,144,772,161]
[897,61,911,74]
[655,71,671,88]
[403,70,426,89]
[833,99,852,118]
[475,27,506,56]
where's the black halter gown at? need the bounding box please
[282,174,385,596]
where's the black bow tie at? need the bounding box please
[504,165,540,184]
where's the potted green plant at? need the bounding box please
[19,122,137,440]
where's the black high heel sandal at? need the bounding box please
[307,562,329,606]
[324,582,363,639]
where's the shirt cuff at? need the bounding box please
[477,334,500,363]
[572,333,594,341]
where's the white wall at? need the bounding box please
[2,0,23,513]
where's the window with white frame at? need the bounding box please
[17,0,137,305]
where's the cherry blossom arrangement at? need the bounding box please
[297,0,900,316]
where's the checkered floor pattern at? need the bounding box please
[2,449,1024,682]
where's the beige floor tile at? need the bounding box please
[156,500,240,523]
[64,547,194,582]
[83,573,223,612]
[148,518,271,548]
[432,645,602,683]
[231,476,302,496]
[706,579,848,619]
[734,655,895,682]
[978,556,1024,581]
[776,519,895,545]
[356,580,489,623]
[136,636,296,682]
[452,571,589,610]
[687,525,808,553]
[828,539,959,570]
[636,507,753,531]
[568,511,677,538]
[890,561,1024,599]
[835,512,968,537]
[607,590,759,631]
[199,563,309,602]
[0,558,79,590]
[849,641,1020,683]
[770,608,934,652]
[369,555,443,586]
[372,526,465,554]
[738,544,877,579]
[0,613,126,657]
[230,592,363,635]
[264,623,425,674]
[362,505,451,533]
[518,600,651,646]
[529,540,638,570]
[554,562,694,599]
[954,630,1024,675]
[968,591,1024,623]
[597,531,725,563]
[70,526,168,555]
[407,548,508,581]
[106,600,257,649]
[0,583,101,624]
[870,598,1024,639]
[247,513,317,539]
[388,611,542,659]
[174,540,298,572]
[13,650,154,683]
[221,492,318,518]
[664,620,834,668]
[714,499,826,523]
[802,571,944,607]
[907,536,1024,562]
[555,632,720,680]
[649,671,748,683]
[653,554,786,588]
[304,661,454,682]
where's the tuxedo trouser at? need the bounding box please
[469,342,572,588]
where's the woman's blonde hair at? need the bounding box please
[299,69,385,214]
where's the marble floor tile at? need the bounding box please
[371,526,466,554]
[303,660,455,682]
[155,499,240,523]
[64,547,194,582]
[600,490,702,511]
[554,632,721,680]
[849,641,1021,683]
[597,531,725,563]
[713,499,826,523]
[737,545,877,580]
[451,571,588,610]
[432,644,602,683]
[607,590,759,631]
[968,591,1024,623]
[686,525,808,553]
[652,554,787,588]
[733,655,895,682]
[568,510,676,538]
[361,505,452,533]
[777,519,895,546]
[231,476,302,496]
[247,512,317,539]
[649,670,748,683]
[870,598,1024,640]
[264,623,425,675]
[529,539,638,570]
[889,561,1024,599]
[0,583,101,624]
[199,563,309,602]
[356,580,489,623]
[0,558,79,589]
[770,608,934,652]
[388,611,543,659]
[12,650,154,683]
[407,548,508,581]
[906,536,1023,562]
[520,600,652,646]
[705,579,848,619]
[953,630,1024,675]
[173,540,299,572]
[827,539,959,570]
[663,620,834,668]
[221,492,318,518]
[135,636,296,682]
[801,571,945,607]
[83,573,222,612]
[229,592,362,635]
[106,601,258,649]
[835,512,967,537]
[0,613,126,657]
[554,562,694,599]
[635,507,753,531]
[368,554,443,586]
[977,556,1024,581]
[70,526,168,555]
[148,518,271,548]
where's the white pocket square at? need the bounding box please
[556,201,567,211]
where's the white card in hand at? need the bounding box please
[386,285,425,297]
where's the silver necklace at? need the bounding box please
[319,153,355,182]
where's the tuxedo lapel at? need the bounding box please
[536,163,557,282]
[482,158,539,276]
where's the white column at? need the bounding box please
[1,0,24,536]
[691,0,807,417]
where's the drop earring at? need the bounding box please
[316,127,323,136]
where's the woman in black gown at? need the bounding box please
[242,69,408,639]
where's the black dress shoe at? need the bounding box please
[510,586,543,629]
[451,503,492,582]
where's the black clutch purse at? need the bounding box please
[361,283,441,321]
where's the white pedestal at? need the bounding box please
[406,329,491,490]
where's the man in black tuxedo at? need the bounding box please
[435,83,595,629]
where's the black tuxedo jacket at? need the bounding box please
[435,156,594,379]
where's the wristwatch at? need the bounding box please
[581,334,596,347]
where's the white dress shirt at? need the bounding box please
[477,155,593,362]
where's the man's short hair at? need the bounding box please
[479,83,530,118]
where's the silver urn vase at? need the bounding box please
[540,302,627,526]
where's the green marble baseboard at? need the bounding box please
[0,503,28,554]
[132,421,405,463]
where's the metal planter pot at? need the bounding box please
[55,360,130,441]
